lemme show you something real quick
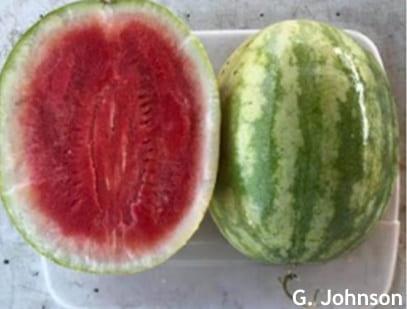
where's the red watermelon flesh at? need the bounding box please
[20,16,203,259]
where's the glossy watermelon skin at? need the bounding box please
[210,20,398,264]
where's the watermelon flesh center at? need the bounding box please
[20,17,202,258]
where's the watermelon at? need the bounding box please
[0,0,219,273]
[210,20,398,264]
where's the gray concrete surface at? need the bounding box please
[0,0,405,308]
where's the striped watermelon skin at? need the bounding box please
[210,20,398,264]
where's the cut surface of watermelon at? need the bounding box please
[0,0,219,273]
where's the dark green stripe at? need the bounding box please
[257,53,286,261]
[357,51,397,227]
[312,25,398,260]
[310,37,365,259]
[258,52,283,221]
[365,51,398,174]
[214,45,285,261]
[287,30,324,261]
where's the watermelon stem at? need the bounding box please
[278,272,297,300]
[278,272,321,308]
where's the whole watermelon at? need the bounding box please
[210,20,398,263]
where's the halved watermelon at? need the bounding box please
[0,0,219,273]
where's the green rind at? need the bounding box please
[211,20,398,264]
[0,0,220,274]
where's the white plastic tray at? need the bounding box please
[42,29,400,309]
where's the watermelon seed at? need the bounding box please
[3,259,9,265]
